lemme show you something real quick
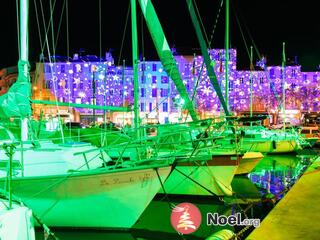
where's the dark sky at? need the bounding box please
[1,0,319,71]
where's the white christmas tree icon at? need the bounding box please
[176,206,196,230]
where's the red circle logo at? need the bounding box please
[170,202,202,234]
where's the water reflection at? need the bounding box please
[35,153,316,240]
[248,154,311,199]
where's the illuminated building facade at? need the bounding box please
[42,49,320,124]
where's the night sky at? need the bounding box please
[0,0,319,71]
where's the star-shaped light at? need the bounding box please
[78,92,86,98]
[58,79,66,88]
[202,86,212,96]
[73,77,81,85]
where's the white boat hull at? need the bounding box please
[161,156,239,196]
[236,152,264,175]
[0,204,35,240]
[4,166,171,229]
[241,139,299,153]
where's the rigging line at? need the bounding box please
[38,0,57,59]
[53,0,66,51]
[117,2,131,66]
[183,0,224,122]
[33,0,44,56]
[38,0,65,140]
[49,0,56,59]
[66,0,69,59]
[193,0,209,47]
[99,0,102,61]
[16,0,20,58]
[232,5,250,61]
[233,4,281,107]
[140,7,145,59]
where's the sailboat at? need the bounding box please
[217,44,301,154]
[0,142,35,240]
[134,0,243,197]
[0,0,172,229]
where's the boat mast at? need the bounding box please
[137,0,198,122]
[186,0,230,116]
[131,0,140,132]
[250,46,253,118]
[282,42,286,131]
[225,0,229,113]
[20,0,29,141]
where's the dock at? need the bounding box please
[247,156,320,240]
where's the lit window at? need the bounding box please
[152,64,157,71]
[152,76,157,84]
[161,76,169,83]
[152,88,157,97]
[163,102,168,112]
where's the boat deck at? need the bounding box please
[247,156,320,240]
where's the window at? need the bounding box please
[152,88,157,97]
[110,89,114,96]
[160,88,168,97]
[228,81,234,91]
[313,74,318,83]
[259,77,264,84]
[163,102,168,112]
[152,63,157,71]
[149,102,152,112]
[140,102,145,111]
[61,64,65,73]
[269,68,275,79]
[120,90,123,97]
[270,82,275,90]
[161,76,169,83]
[140,88,145,97]
[291,69,297,78]
[141,63,146,71]
[45,65,51,73]
[141,76,146,84]
[303,74,307,82]
[152,76,157,84]
[239,78,244,84]
[131,90,134,97]
[45,80,51,89]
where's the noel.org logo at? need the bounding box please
[170,202,202,234]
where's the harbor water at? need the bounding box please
[35,152,318,240]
